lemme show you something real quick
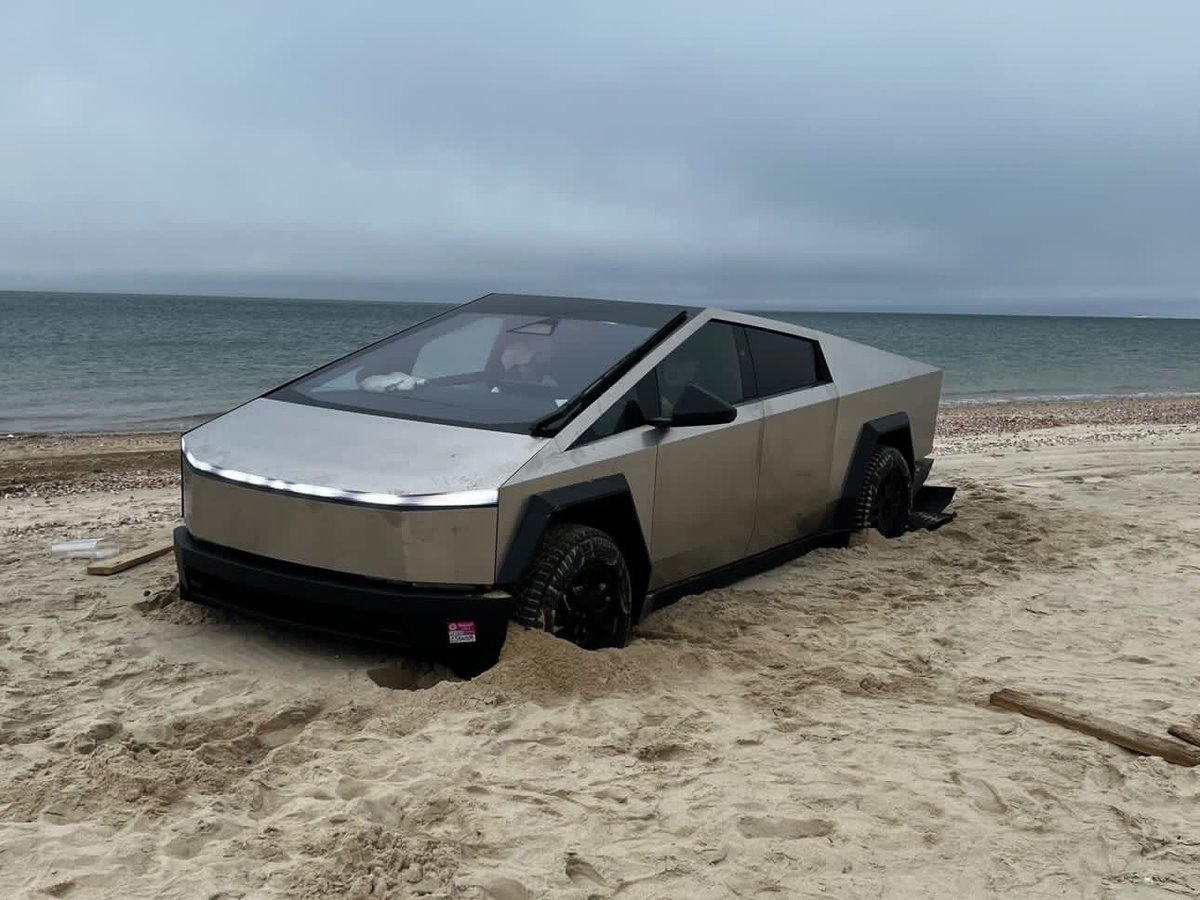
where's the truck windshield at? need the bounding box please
[270,310,658,432]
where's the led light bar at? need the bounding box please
[181,443,498,508]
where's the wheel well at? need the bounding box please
[551,497,651,618]
[830,413,915,530]
[497,476,652,619]
[874,427,914,474]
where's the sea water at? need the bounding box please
[2,291,1197,433]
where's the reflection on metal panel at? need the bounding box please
[184,398,545,496]
[498,428,659,579]
[182,445,498,508]
[828,371,943,496]
[906,370,942,459]
[748,384,839,553]
[649,404,764,588]
[184,468,498,585]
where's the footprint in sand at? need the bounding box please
[952,772,1008,815]
[1138,698,1173,712]
[565,853,608,887]
[736,816,835,839]
[480,877,532,900]
[334,776,370,800]
[253,700,323,748]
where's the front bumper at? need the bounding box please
[173,526,511,652]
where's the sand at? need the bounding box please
[2,399,1199,898]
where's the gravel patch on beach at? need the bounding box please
[0,432,179,498]
[939,395,1200,436]
[936,397,1200,454]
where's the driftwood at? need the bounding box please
[1167,724,1200,749]
[86,538,174,576]
[989,688,1200,767]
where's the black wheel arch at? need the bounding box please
[497,475,652,619]
[832,413,915,530]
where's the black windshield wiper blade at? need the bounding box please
[529,310,688,437]
[529,386,594,437]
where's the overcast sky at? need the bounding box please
[3,2,1199,315]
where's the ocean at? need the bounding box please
[2,290,1198,434]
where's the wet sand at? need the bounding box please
[0,432,179,498]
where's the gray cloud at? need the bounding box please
[2,1,1198,315]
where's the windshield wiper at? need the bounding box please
[529,311,688,437]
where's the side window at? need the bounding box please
[656,321,745,415]
[575,321,749,445]
[577,371,660,443]
[744,327,826,396]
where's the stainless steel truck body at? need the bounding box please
[175,293,949,666]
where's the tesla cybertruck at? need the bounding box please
[174,293,953,669]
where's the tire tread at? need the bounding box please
[514,523,632,647]
[853,445,912,536]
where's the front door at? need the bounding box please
[648,322,763,588]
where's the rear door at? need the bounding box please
[648,321,763,588]
[742,327,839,553]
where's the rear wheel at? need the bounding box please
[515,524,632,649]
[854,445,912,538]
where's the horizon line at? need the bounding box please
[1,287,1197,320]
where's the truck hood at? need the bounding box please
[182,398,548,506]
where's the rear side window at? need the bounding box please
[744,327,828,396]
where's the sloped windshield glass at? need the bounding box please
[271,311,659,431]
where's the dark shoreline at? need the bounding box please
[5,394,1200,440]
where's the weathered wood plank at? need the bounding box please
[989,688,1200,767]
[86,538,174,576]
[1167,724,1200,749]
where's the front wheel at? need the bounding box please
[514,524,632,650]
[854,446,912,538]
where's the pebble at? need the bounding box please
[937,397,1199,454]
[939,396,1200,437]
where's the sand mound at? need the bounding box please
[474,626,655,703]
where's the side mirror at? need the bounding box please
[647,384,737,428]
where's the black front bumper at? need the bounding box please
[173,526,511,653]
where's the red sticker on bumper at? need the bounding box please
[448,621,477,644]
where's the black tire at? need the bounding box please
[854,445,912,538]
[514,523,633,650]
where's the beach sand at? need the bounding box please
[2,398,1199,898]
